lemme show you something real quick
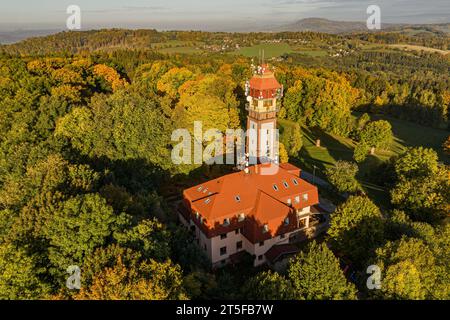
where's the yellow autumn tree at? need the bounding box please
[74,257,187,300]
[93,64,128,92]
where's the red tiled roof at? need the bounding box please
[183,163,319,242]
[249,76,281,91]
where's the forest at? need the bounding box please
[0,29,448,300]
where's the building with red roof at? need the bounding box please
[178,64,322,267]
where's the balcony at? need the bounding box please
[245,103,280,113]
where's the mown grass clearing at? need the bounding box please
[232,43,293,58]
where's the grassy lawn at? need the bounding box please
[285,114,449,207]
[232,43,293,58]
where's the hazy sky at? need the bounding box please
[1,0,449,31]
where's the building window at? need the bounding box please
[258,255,263,261]
[236,241,243,250]
[263,224,269,233]
[220,233,227,240]
[204,244,207,251]
[287,198,292,205]
[223,218,230,227]
[280,233,285,239]
[238,213,245,222]
[303,193,309,201]
[190,225,196,232]
[235,228,240,235]
[221,260,226,265]
[295,196,300,203]
[284,217,290,225]
[259,241,264,247]
[220,246,227,256]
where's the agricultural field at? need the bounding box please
[231,42,293,58]
[388,44,449,55]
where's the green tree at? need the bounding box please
[114,218,171,261]
[328,196,384,264]
[43,194,123,272]
[325,161,361,193]
[287,241,357,300]
[242,270,294,300]
[359,120,393,149]
[373,237,440,300]
[0,243,50,299]
[390,147,448,222]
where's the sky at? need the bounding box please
[0,0,449,31]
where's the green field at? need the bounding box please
[285,114,449,207]
[232,43,293,58]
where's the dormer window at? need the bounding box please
[195,212,200,219]
[292,179,298,186]
[295,196,300,203]
[287,198,292,205]
[263,224,269,233]
[205,198,211,204]
[273,184,279,191]
[238,213,245,222]
[223,218,230,227]
[303,193,309,201]
[235,195,241,202]
[197,186,203,191]
[203,188,208,194]
[283,181,289,188]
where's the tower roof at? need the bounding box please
[249,64,282,91]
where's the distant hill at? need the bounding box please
[276,18,397,34]
[276,18,450,35]
[0,29,61,44]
